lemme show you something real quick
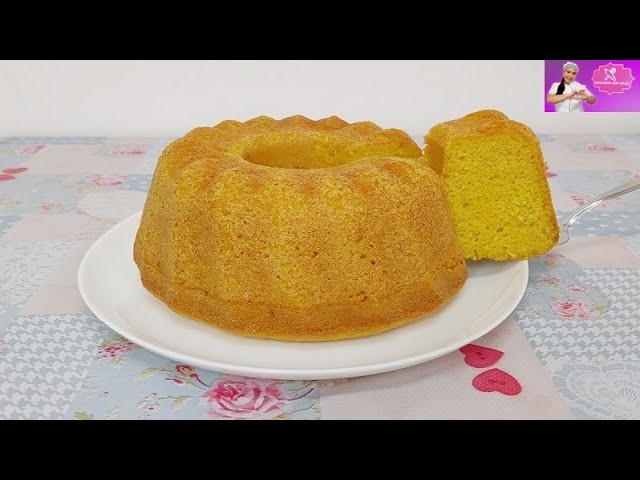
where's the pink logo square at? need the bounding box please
[591,62,635,95]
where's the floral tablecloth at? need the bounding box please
[1,134,639,420]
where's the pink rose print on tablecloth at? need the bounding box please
[585,144,617,152]
[570,194,589,206]
[459,344,504,368]
[98,336,137,366]
[134,363,316,418]
[544,162,557,178]
[112,146,145,156]
[541,275,560,286]
[171,364,209,387]
[16,145,44,155]
[472,369,522,396]
[569,284,587,292]
[89,175,124,187]
[202,378,289,420]
[40,201,63,213]
[570,194,612,208]
[553,300,595,320]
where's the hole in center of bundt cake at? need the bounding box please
[239,133,386,170]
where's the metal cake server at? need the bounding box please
[558,178,640,245]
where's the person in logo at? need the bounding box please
[547,62,596,112]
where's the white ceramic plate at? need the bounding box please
[78,212,528,380]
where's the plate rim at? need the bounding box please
[78,211,529,380]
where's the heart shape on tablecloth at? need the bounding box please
[459,344,504,368]
[472,368,522,396]
[3,167,28,175]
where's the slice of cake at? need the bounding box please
[423,110,559,261]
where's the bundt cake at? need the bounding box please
[133,115,467,341]
[422,110,559,261]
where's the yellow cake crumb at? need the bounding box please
[423,110,559,261]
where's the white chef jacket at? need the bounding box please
[548,81,593,112]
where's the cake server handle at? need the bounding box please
[558,178,640,245]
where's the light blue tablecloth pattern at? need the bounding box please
[0,134,639,419]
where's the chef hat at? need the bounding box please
[563,62,579,73]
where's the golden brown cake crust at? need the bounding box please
[134,115,467,341]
